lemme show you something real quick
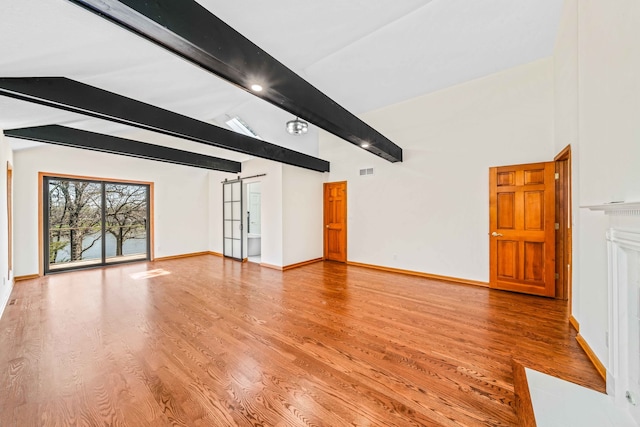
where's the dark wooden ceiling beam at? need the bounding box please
[67,0,403,163]
[0,77,329,173]
[4,125,242,173]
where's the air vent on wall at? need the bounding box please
[359,168,374,176]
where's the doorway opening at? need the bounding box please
[554,145,572,301]
[246,182,262,264]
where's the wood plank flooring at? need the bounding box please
[0,256,604,426]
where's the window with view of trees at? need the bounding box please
[44,176,150,273]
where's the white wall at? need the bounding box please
[12,144,211,276]
[282,164,323,266]
[578,0,640,206]
[320,59,555,282]
[553,0,584,333]
[560,0,640,368]
[553,0,578,154]
[0,132,14,318]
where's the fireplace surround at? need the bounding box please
[586,202,640,423]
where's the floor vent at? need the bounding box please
[359,168,374,176]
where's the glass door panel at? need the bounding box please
[223,180,243,260]
[46,179,102,271]
[105,183,149,263]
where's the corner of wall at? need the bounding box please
[0,277,13,321]
[282,165,324,266]
[0,131,15,320]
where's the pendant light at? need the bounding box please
[286,117,308,135]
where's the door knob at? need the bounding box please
[326,225,330,228]
[491,232,503,237]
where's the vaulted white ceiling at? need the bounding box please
[0,0,564,160]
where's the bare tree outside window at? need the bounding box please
[48,180,102,264]
[45,177,149,273]
[105,184,148,257]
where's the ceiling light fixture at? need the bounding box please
[286,117,308,135]
[360,142,370,148]
[250,84,263,92]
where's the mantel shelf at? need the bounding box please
[581,202,640,216]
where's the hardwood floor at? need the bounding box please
[0,256,604,426]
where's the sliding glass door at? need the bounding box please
[223,180,243,260]
[44,176,150,273]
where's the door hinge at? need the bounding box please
[555,223,560,230]
[555,273,559,279]
[555,172,560,180]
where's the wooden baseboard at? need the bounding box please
[14,274,40,282]
[283,258,323,271]
[346,261,489,288]
[569,315,580,332]
[260,262,283,271]
[576,334,606,381]
[209,251,223,257]
[154,251,214,262]
[512,359,537,427]
[260,258,323,271]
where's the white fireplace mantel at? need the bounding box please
[583,202,640,216]
[606,228,640,423]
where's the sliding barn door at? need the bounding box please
[223,180,243,260]
[489,162,556,297]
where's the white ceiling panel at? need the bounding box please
[0,96,88,130]
[304,0,564,113]
[199,0,433,71]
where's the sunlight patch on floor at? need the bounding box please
[130,269,171,280]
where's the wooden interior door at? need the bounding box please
[324,181,347,262]
[489,162,556,297]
